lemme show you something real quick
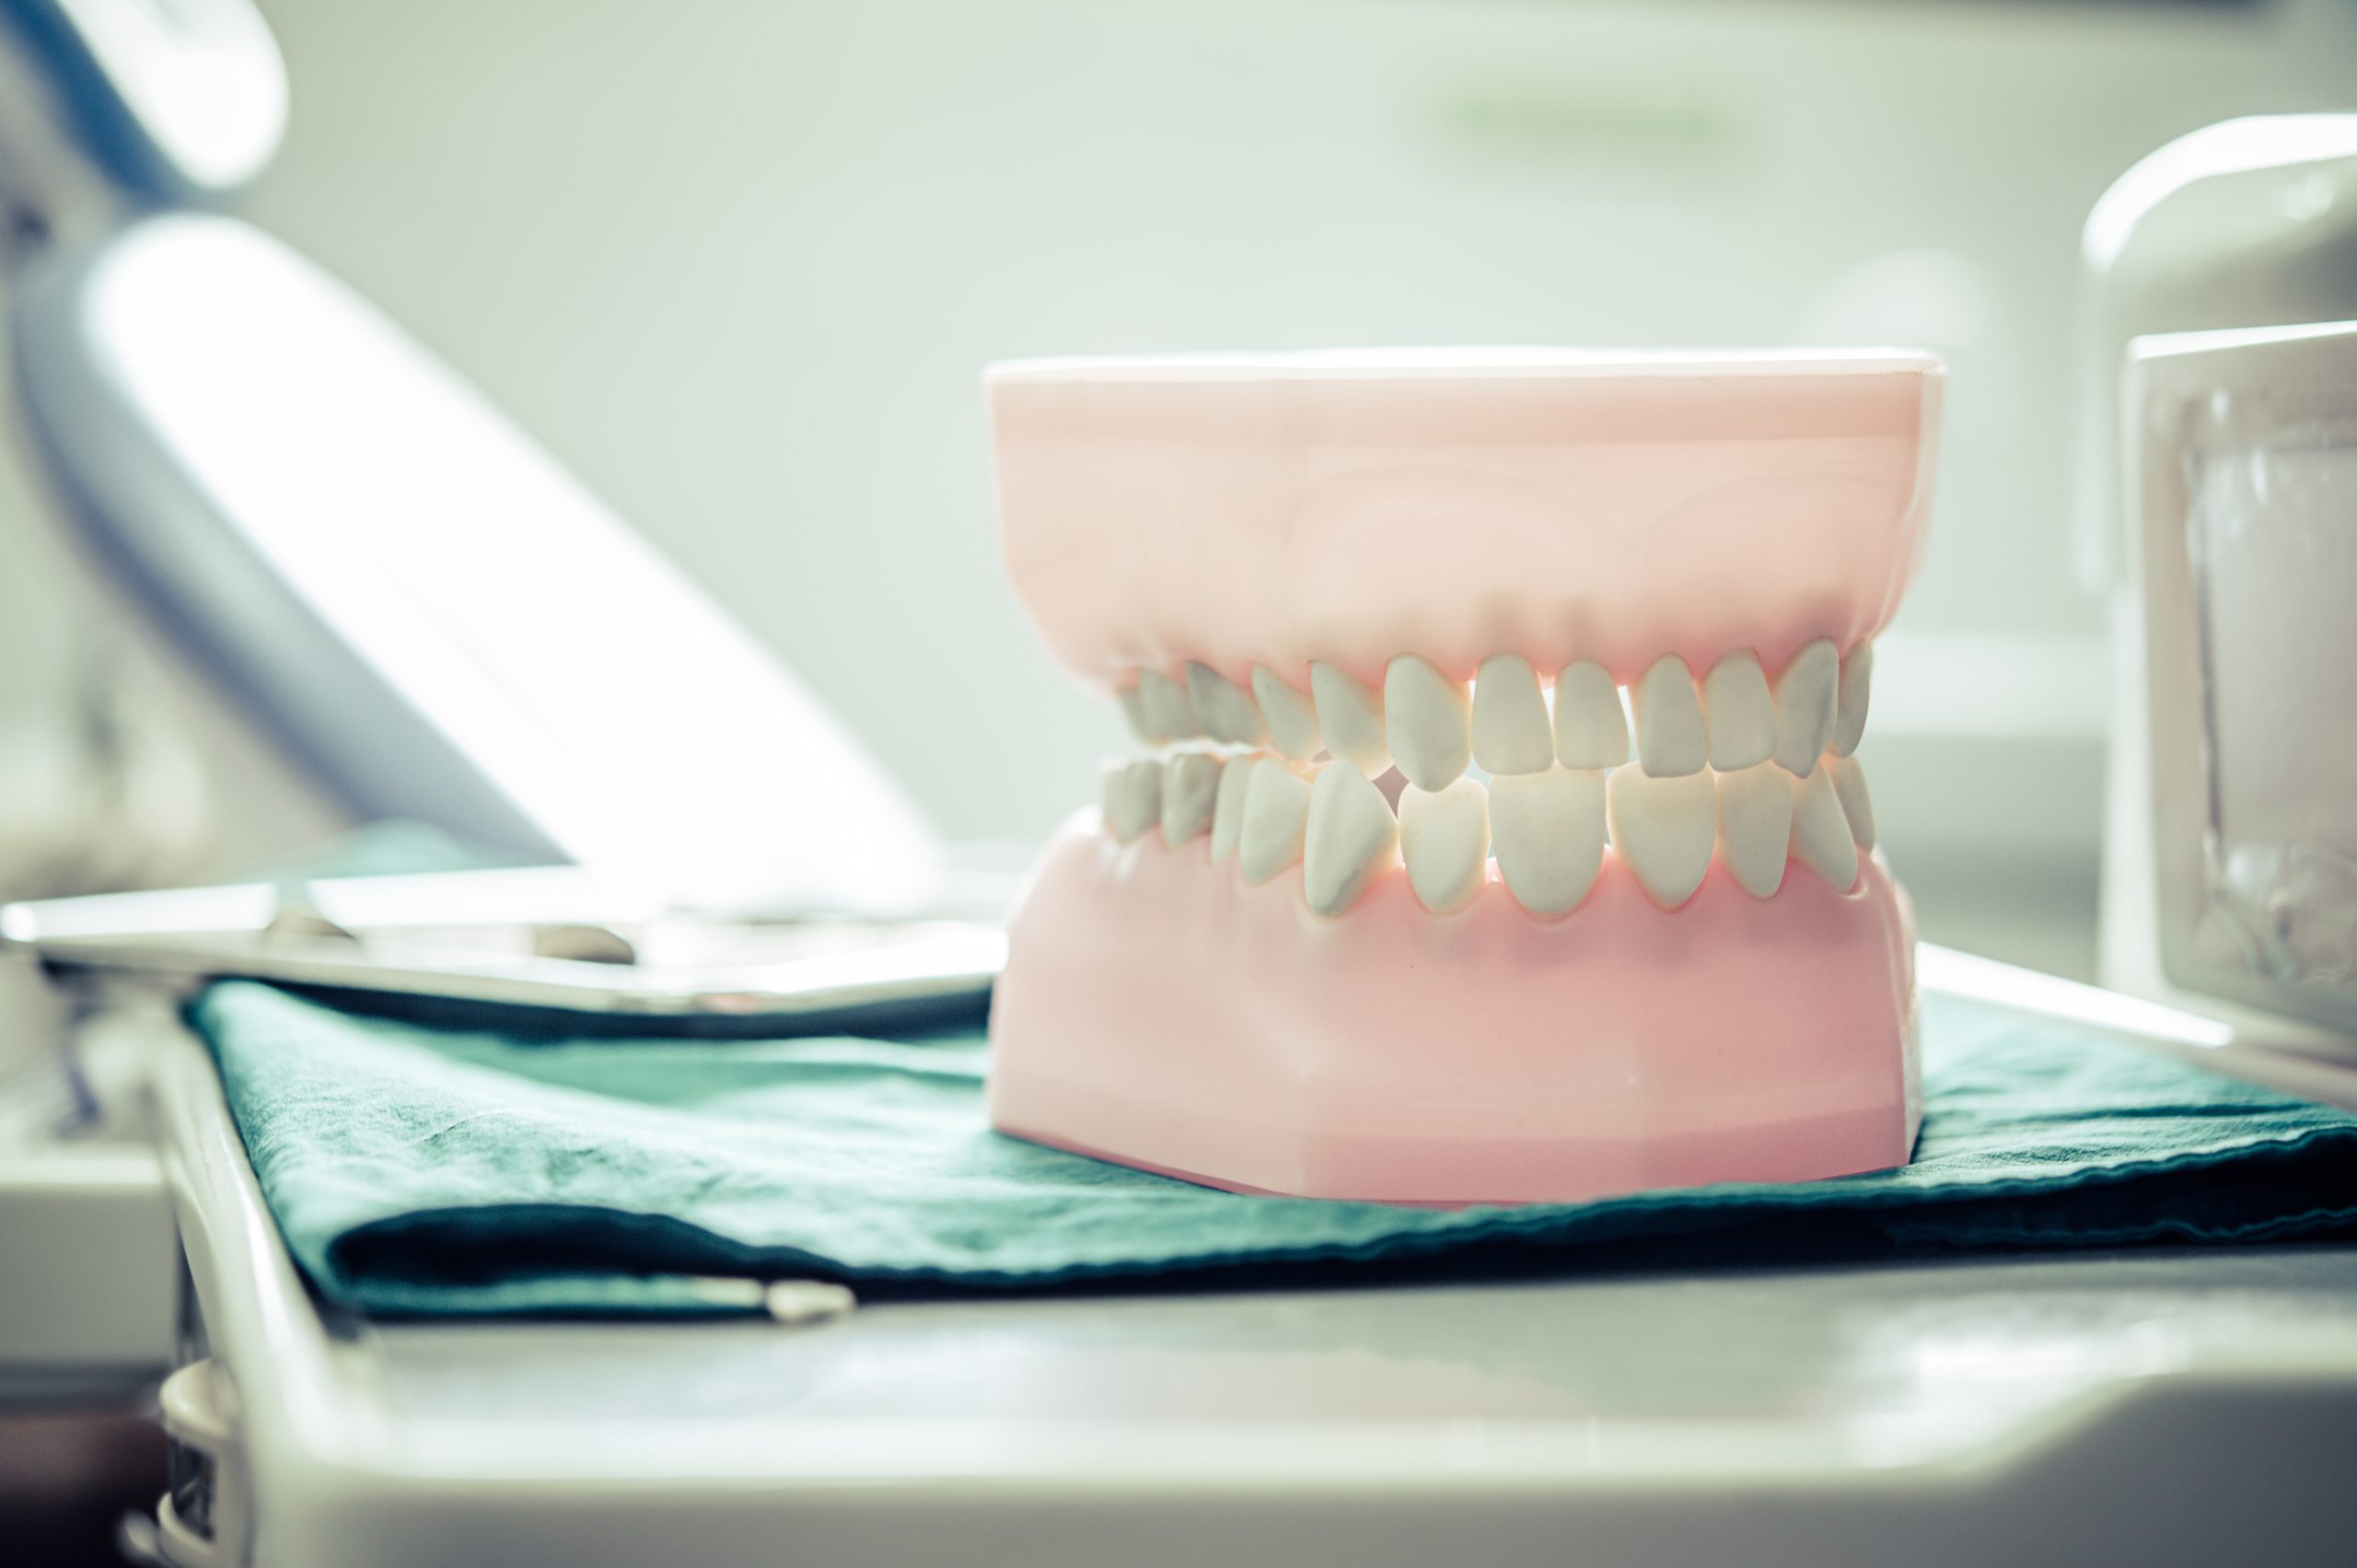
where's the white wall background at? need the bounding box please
[3,0,2354,966]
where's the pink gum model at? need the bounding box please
[984,350,1944,1205]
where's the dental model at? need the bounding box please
[984,350,1941,1204]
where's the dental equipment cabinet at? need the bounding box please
[2,4,2355,1564]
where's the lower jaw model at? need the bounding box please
[983,350,1944,1205]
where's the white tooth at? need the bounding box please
[1606,764,1715,909]
[1550,660,1629,769]
[1791,765,1860,890]
[1701,652,1775,772]
[1116,683,1154,745]
[1185,662,1266,746]
[1384,655,1471,792]
[1771,638,1838,776]
[1470,654,1554,775]
[1209,754,1260,864]
[1238,762,1314,887]
[1310,662,1391,775]
[1631,656,1707,778]
[1833,641,1872,757]
[1160,750,1223,847]
[1101,760,1163,844]
[1303,763,1399,917]
[1714,762,1794,900]
[1830,752,1876,852]
[1251,667,1324,761]
[1136,668,1200,740]
[1398,778,1490,914]
[1490,766,1608,917]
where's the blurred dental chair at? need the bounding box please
[2,6,2356,1565]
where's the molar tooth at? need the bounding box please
[1631,656,1707,777]
[1771,639,1839,776]
[1186,662,1266,746]
[1398,777,1490,914]
[1491,766,1608,918]
[1238,762,1315,887]
[1715,762,1795,900]
[1116,683,1154,745]
[1160,750,1223,847]
[1209,754,1260,864]
[1384,655,1471,791]
[1303,763,1399,917]
[1136,668,1200,740]
[1790,765,1861,890]
[1834,642,1873,757]
[1701,652,1776,772]
[1310,662,1391,775]
[1829,753,1876,851]
[1251,667,1324,761]
[1470,654,1553,775]
[1551,660,1629,769]
[1101,759,1163,844]
[1606,765,1715,909]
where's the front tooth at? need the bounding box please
[1238,762,1314,886]
[1186,662,1266,746]
[1160,750,1223,847]
[1771,639,1838,776]
[1701,652,1775,772]
[1631,656,1707,777]
[1116,683,1154,745]
[1302,764,1399,917]
[1385,655,1471,792]
[1606,765,1715,909]
[1136,668,1200,740]
[1470,654,1553,775]
[1101,759,1163,844]
[1398,778,1490,914]
[1829,753,1876,851]
[1251,667,1324,761]
[1790,765,1860,890]
[1551,660,1629,769]
[1491,766,1608,917]
[1209,754,1260,863]
[1715,762,1795,899]
[1833,642,1873,757]
[1310,662,1391,775]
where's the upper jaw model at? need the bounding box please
[984,349,1944,1205]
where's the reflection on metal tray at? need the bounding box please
[0,865,1005,1035]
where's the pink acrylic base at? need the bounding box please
[988,814,1923,1206]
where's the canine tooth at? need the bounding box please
[1715,762,1795,900]
[1470,654,1553,775]
[1701,652,1776,772]
[1398,778,1490,914]
[1631,656,1707,778]
[1384,655,1471,792]
[1491,766,1608,917]
[1101,760,1163,844]
[1771,639,1839,776]
[1303,764,1399,917]
[1834,642,1873,757]
[1161,750,1223,847]
[1251,667,1324,761]
[1186,662,1266,746]
[1239,762,1314,886]
[1830,753,1876,851]
[1606,765,1715,909]
[1791,765,1860,890]
[1209,754,1260,864]
[1310,662,1391,775]
[1551,660,1629,769]
[1116,683,1154,745]
[1136,668,1200,740]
